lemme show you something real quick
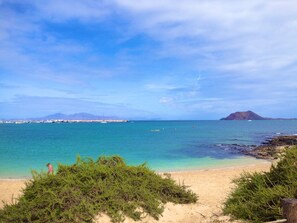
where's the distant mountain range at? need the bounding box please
[220,111,296,120]
[33,113,118,120]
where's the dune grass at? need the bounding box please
[224,146,297,223]
[0,156,197,223]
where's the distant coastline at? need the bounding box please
[1,111,296,123]
[0,119,128,124]
[0,112,128,124]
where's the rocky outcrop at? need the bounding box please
[243,135,297,159]
[217,135,297,159]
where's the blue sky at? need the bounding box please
[0,0,297,120]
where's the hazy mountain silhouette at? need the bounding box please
[35,113,116,120]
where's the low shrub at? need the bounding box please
[224,146,297,223]
[0,156,197,223]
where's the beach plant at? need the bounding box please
[224,146,297,223]
[0,156,197,223]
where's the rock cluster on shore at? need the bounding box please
[244,135,297,159]
[218,135,297,160]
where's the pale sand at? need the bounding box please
[0,162,271,223]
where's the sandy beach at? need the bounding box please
[0,162,271,223]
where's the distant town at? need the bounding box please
[0,112,128,124]
[0,119,128,124]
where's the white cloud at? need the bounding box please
[1,1,297,118]
[3,1,297,78]
[114,0,297,115]
[159,97,173,104]
[111,0,297,76]
[145,84,177,91]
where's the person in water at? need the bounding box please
[46,163,54,174]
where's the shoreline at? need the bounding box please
[0,162,272,222]
[0,135,295,221]
[0,155,271,180]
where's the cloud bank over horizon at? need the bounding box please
[1,0,297,119]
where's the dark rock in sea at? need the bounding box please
[216,143,257,154]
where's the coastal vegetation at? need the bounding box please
[224,146,297,222]
[0,156,197,223]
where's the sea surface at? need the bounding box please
[0,120,297,178]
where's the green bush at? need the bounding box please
[0,156,197,223]
[224,146,297,223]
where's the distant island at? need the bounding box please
[220,111,296,120]
[0,113,128,124]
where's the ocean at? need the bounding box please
[0,120,297,178]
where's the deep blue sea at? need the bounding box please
[0,120,297,178]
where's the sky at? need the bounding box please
[0,0,297,120]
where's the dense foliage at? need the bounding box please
[224,146,297,222]
[0,156,197,223]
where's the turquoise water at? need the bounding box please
[0,120,297,178]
